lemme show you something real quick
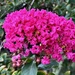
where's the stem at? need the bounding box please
[29,0,35,10]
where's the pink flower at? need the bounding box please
[52,53,62,62]
[66,52,74,60]
[30,45,40,54]
[3,8,75,65]
[12,56,16,62]
[24,49,30,57]
[41,56,50,65]
[12,55,21,67]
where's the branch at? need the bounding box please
[29,0,35,10]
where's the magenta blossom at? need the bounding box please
[3,8,75,65]
[41,56,50,64]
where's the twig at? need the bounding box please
[29,0,35,10]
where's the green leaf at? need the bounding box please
[1,68,8,75]
[0,27,4,38]
[38,60,58,70]
[12,71,18,75]
[0,65,6,72]
[66,4,71,10]
[14,0,18,4]
[65,13,70,18]
[66,0,69,3]
[21,61,37,75]
[1,53,10,64]
[37,70,47,75]
[0,56,4,62]
[64,71,70,75]
[0,19,4,26]
[69,0,75,3]
[71,9,75,13]
[17,71,21,75]
[1,53,7,59]
[48,72,55,75]
[70,63,75,75]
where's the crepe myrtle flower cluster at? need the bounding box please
[3,8,75,67]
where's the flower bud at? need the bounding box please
[36,57,40,63]
[12,63,16,67]
[16,62,20,67]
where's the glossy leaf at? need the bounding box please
[37,70,47,75]
[0,56,4,62]
[38,60,58,70]
[0,65,6,72]
[12,71,18,75]
[48,72,55,75]
[64,71,70,75]
[21,61,37,75]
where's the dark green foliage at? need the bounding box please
[0,0,75,21]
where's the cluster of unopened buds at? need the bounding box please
[3,8,75,67]
[12,54,22,67]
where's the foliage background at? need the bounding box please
[0,0,75,75]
